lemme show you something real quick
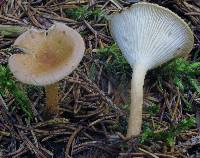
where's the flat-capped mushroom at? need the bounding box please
[109,2,194,138]
[8,23,85,116]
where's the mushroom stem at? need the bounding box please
[127,63,147,138]
[45,83,59,114]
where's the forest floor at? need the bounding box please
[0,0,200,158]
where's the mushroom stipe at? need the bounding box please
[45,83,60,116]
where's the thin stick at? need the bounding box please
[0,24,27,37]
[139,148,159,158]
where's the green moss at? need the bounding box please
[0,65,33,119]
[158,58,200,111]
[140,116,196,146]
[96,43,132,83]
[146,103,160,117]
[64,6,104,21]
[161,58,200,93]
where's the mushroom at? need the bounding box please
[8,23,85,116]
[109,2,194,138]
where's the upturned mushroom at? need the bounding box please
[8,23,85,116]
[109,2,194,138]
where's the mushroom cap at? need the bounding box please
[8,23,85,86]
[109,2,194,69]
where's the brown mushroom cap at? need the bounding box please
[8,23,85,86]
